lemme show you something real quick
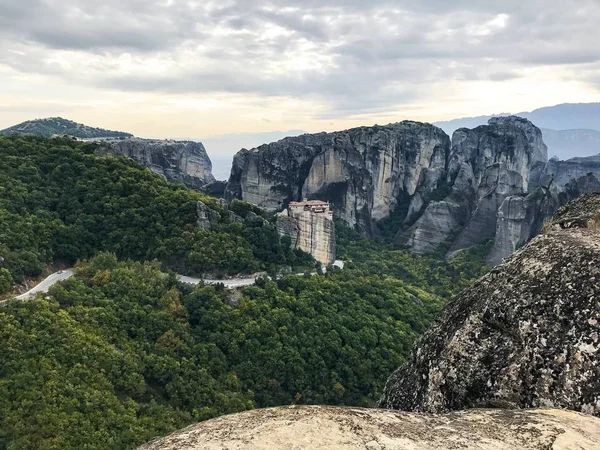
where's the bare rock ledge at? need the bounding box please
[138,405,600,450]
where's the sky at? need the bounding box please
[2,0,600,159]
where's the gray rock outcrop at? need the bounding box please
[138,405,600,450]
[379,194,600,416]
[486,155,600,264]
[226,117,600,264]
[486,182,561,265]
[196,201,221,230]
[276,201,336,265]
[96,139,215,189]
[225,122,450,233]
[401,116,548,254]
[544,154,600,193]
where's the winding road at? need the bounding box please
[2,270,262,304]
[3,260,344,304]
[15,270,75,300]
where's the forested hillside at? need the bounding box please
[0,117,133,139]
[0,135,312,296]
[0,136,489,449]
[0,241,487,449]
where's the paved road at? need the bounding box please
[4,261,344,303]
[177,275,261,288]
[3,270,260,304]
[14,270,75,301]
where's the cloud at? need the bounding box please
[0,0,599,118]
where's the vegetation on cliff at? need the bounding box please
[0,135,490,449]
[0,117,133,139]
[0,135,311,295]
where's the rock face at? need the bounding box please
[96,139,215,189]
[276,201,336,265]
[138,405,600,450]
[486,182,561,265]
[227,117,600,263]
[196,201,221,230]
[379,194,600,416]
[486,156,600,264]
[401,116,548,255]
[225,122,450,233]
[544,154,600,193]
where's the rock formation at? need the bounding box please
[486,156,600,264]
[225,122,450,233]
[545,154,600,193]
[378,194,600,416]
[401,116,548,255]
[276,200,336,265]
[96,139,215,189]
[486,181,561,265]
[138,405,600,450]
[196,201,221,230]
[227,117,600,264]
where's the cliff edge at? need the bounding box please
[95,138,215,189]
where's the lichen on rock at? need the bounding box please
[379,193,600,416]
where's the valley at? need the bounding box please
[0,131,488,449]
[1,107,600,450]
[3,1,600,448]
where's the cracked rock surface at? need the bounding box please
[138,405,600,450]
[379,194,600,416]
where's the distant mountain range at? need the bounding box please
[0,117,133,139]
[434,103,600,134]
[434,103,600,160]
[4,103,600,172]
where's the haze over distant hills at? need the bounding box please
[434,103,600,134]
[435,103,600,160]
[4,102,600,177]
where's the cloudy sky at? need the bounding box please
[1,0,600,148]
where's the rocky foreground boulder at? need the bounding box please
[138,405,600,449]
[379,193,600,415]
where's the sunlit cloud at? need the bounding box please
[0,0,599,140]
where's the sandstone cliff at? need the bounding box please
[96,138,215,189]
[138,405,600,450]
[379,194,600,416]
[226,117,600,264]
[225,122,450,233]
[276,202,336,265]
[401,116,548,254]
